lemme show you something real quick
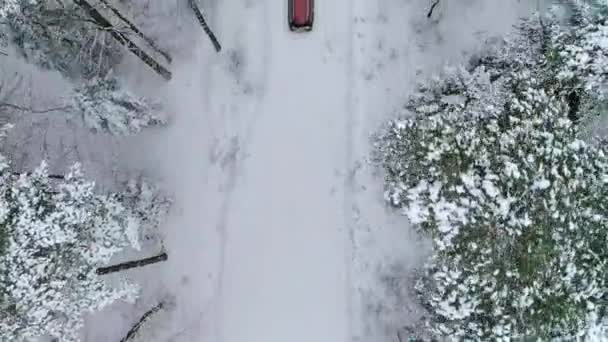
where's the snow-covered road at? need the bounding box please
[84,1,539,341]
[209,1,354,342]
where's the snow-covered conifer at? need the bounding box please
[539,2,608,129]
[550,10,607,98]
[377,12,608,337]
[1,1,169,136]
[2,0,122,79]
[0,123,154,341]
[379,59,608,339]
[70,76,166,135]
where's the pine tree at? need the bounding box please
[0,1,172,339]
[0,124,163,342]
[551,9,607,97]
[542,2,608,126]
[70,75,166,135]
[2,0,123,79]
[1,1,169,135]
[376,9,608,340]
[380,65,608,342]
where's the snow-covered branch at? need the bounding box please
[119,301,165,342]
[70,76,166,135]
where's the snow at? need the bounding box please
[209,1,352,341]
[348,0,536,338]
[531,178,551,190]
[56,0,540,341]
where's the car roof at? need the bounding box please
[291,0,311,26]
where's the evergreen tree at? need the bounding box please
[2,0,122,79]
[0,124,168,341]
[1,0,167,135]
[377,7,608,340]
[71,76,166,135]
[0,1,171,340]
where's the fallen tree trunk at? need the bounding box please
[427,0,440,18]
[96,252,168,275]
[120,302,164,342]
[0,102,70,114]
[11,171,65,179]
[188,0,221,52]
[74,0,172,80]
[97,0,172,64]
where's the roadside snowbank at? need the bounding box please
[349,1,537,340]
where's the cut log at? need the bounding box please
[96,252,168,275]
[188,0,222,52]
[74,0,172,80]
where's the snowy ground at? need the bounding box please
[70,0,538,341]
[349,1,539,340]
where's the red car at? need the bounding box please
[288,0,314,32]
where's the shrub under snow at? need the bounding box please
[120,175,172,245]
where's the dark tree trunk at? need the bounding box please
[120,302,164,342]
[567,90,581,124]
[427,0,440,18]
[11,171,64,179]
[96,252,168,275]
[97,0,172,64]
[74,0,172,80]
[188,0,222,52]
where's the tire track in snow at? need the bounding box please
[347,2,433,340]
[347,2,538,340]
[159,0,262,339]
[215,0,353,340]
[344,0,357,340]
[163,0,227,342]
[201,1,272,340]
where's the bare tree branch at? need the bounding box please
[189,0,222,52]
[119,302,164,342]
